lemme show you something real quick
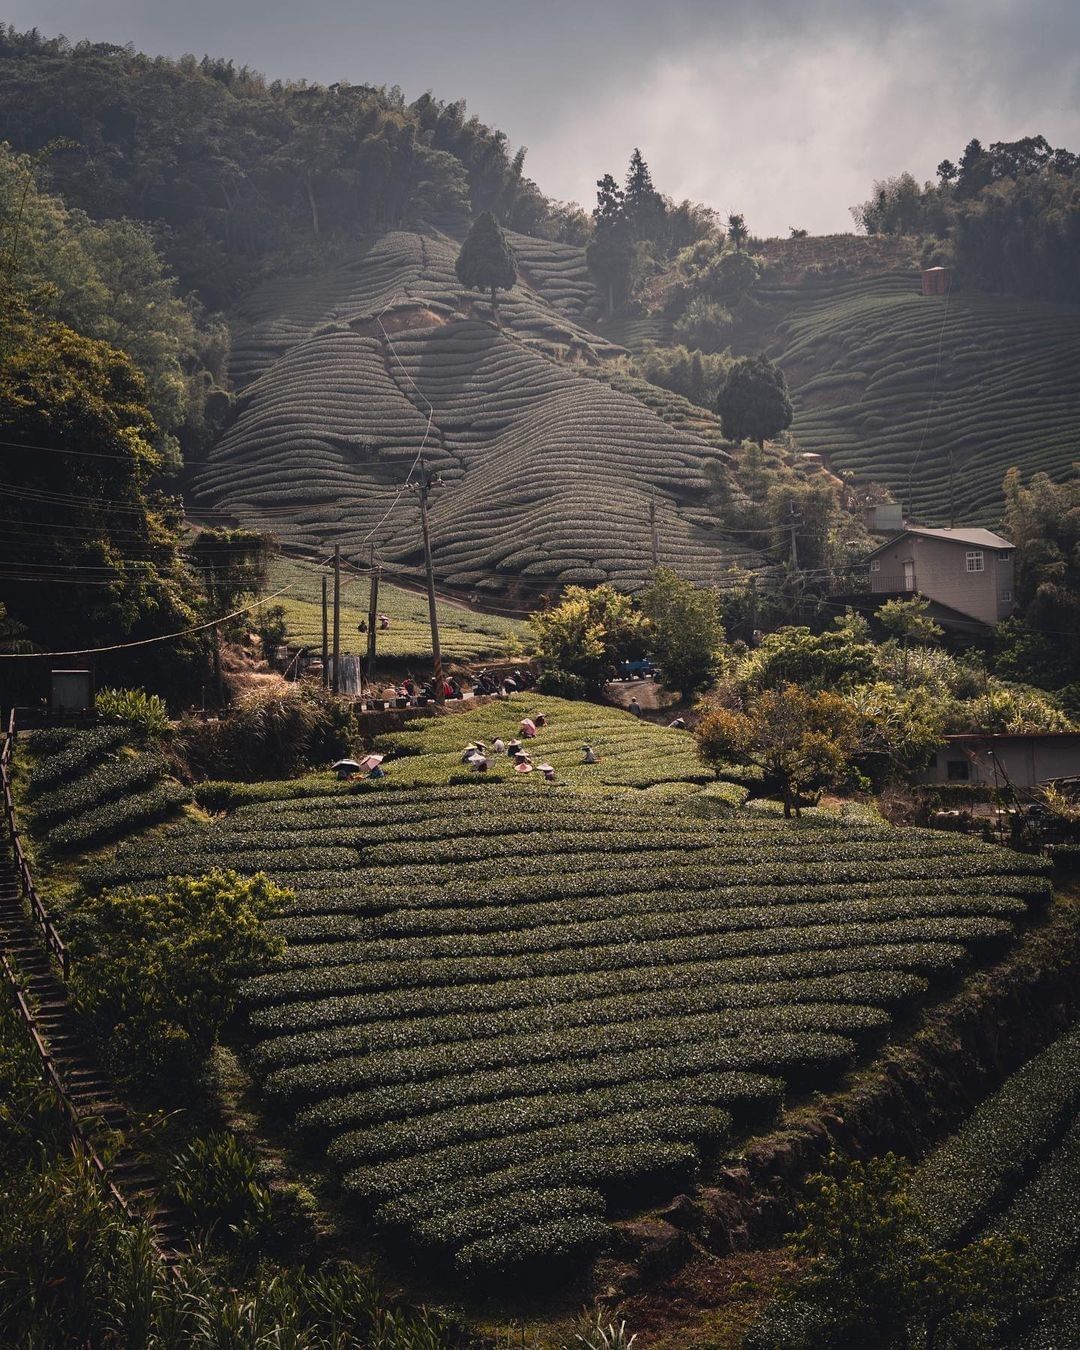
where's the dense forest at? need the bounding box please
[0,26,566,306]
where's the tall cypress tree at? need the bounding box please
[624,148,665,242]
[455,210,517,326]
[588,173,633,314]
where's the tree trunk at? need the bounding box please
[490,286,501,328]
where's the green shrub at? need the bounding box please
[95,687,170,738]
[537,667,590,699]
[170,1132,274,1245]
[32,753,167,828]
[49,783,190,853]
[71,869,290,1092]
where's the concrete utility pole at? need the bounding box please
[321,574,329,689]
[411,460,444,704]
[366,543,380,689]
[331,544,341,695]
[649,490,660,571]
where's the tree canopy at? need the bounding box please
[0,27,557,306]
[716,353,794,449]
[639,568,726,700]
[455,210,517,322]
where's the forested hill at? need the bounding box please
[0,27,569,307]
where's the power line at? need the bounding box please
[0,551,336,659]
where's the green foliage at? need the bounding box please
[672,297,733,352]
[726,212,749,252]
[186,526,272,623]
[171,1132,275,1245]
[182,685,355,781]
[996,467,1080,689]
[697,684,862,815]
[875,595,944,647]
[639,567,726,699]
[455,210,517,319]
[716,352,794,448]
[740,618,878,693]
[71,869,290,1085]
[0,299,200,689]
[256,603,288,652]
[95,687,170,738]
[27,725,130,797]
[852,135,1080,304]
[748,1152,1031,1349]
[636,343,730,407]
[0,141,222,453]
[530,585,648,693]
[49,782,191,854]
[536,667,591,700]
[0,28,552,306]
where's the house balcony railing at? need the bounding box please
[867,569,918,593]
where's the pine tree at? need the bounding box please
[455,210,517,326]
[624,148,666,242]
[592,173,625,229]
[716,353,794,449]
[588,173,633,314]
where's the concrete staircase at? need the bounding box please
[0,849,187,1259]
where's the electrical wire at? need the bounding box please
[0,551,336,659]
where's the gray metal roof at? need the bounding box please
[865,525,1013,558]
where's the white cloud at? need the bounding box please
[524,17,1080,235]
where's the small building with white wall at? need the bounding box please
[917,733,1080,791]
[863,526,1016,629]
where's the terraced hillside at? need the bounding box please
[755,268,1080,523]
[79,697,1049,1278]
[196,230,758,593]
[909,1019,1080,1346]
[268,556,525,662]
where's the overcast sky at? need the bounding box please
[8,0,1080,235]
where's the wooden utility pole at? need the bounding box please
[412,461,444,704]
[366,544,380,689]
[748,571,759,635]
[331,545,342,695]
[321,574,329,688]
[788,504,801,571]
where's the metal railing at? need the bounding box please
[867,569,918,593]
[1,948,142,1227]
[1,710,69,977]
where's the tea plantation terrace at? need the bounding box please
[763,270,1080,523]
[195,230,761,592]
[62,697,1049,1276]
[909,1019,1080,1345]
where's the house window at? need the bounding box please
[1001,589,1013,603]
[869,560,881,573]
[998,549,1012,561]
[965,550,984,573]
[947,760,970,781]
